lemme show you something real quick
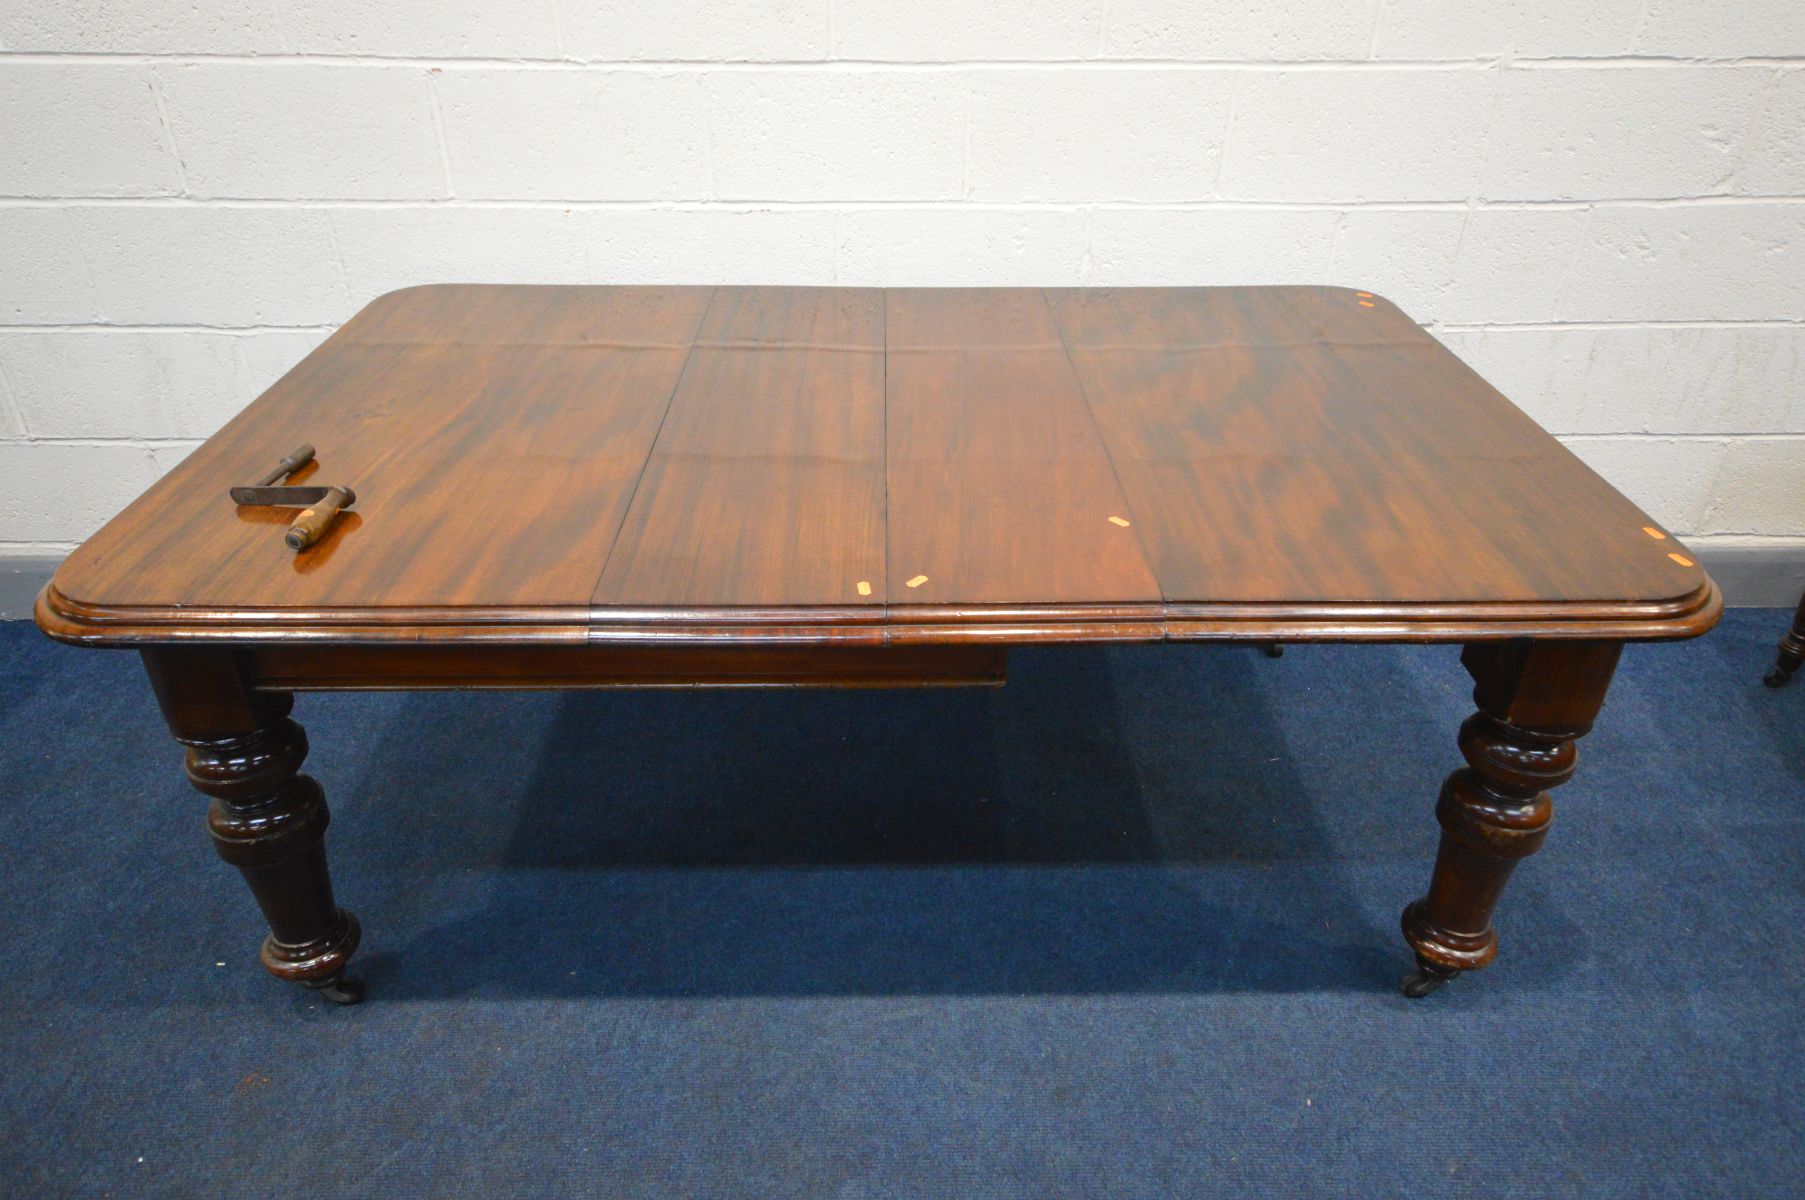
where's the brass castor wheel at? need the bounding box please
[307,976,366,1006]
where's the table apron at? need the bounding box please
[230,642,1009,691]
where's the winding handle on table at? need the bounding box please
[255,443,315,487]
[285,485,355,551]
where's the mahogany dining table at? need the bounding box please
[35,284,1721,1005]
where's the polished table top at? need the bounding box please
[39,284,1718,646]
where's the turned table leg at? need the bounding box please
[1764,590,1805,688]
[142,649,364,1005]
[1400,640,1621,998]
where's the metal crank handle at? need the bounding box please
[257,443,315,487]
[285,485,355,551]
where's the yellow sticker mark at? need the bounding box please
[1108,515,1131,527]
[856,580,872,596]
[1667,552,1695,567]
[1642,526,1667,540]
[905,574,929,589]
[1357,300,1376,308]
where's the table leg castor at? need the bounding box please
[1400,956,1458,998]
[305,975,367,1006]
[1764,593,1805,687]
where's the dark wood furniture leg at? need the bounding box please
[142,648,364,1005]
[1400,640,1621,997]
[1764,590,1805,687]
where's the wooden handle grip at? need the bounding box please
[285,485,353,551]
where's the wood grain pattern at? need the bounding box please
[1045,286,1708,607]
[884,288,1162,606]
[38,285,1720,648]
[52,284,712,618]
[592,286,887,609]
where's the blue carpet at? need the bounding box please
[0,611,1800,1197]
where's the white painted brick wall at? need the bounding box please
[156,64,447,199]
[0,210,101,323]
[0,329,327,439]
[1090,208,1340,284]
[1221,70,1500,201]
[1435,209,1591,324]
[439,71,709,199]
[1562,204,1805,321]
[1742,71,1805,196]
[1637,0,1805,58]
[1438,327,1805,435]
[1478,68,1766,201]
[561,1,829,62]
[333,207,592,295]
[0,1,1801,562]
[0,364,25,438]
[838,1,1101,61]
[966,71,1235,201]
[590,209,840,284]
[2,63,179,197]
[66,208,350,324]
[0,442,165,546]
[1103,1,1377,60]
[1375,1,1644,59]
[841,208,1088,285]
[706,73,966,200]
[274,0,562,60]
